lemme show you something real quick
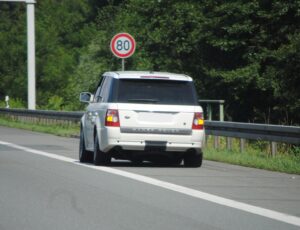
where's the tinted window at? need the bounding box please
[113,79,198,105]
[94,76,105,102]
[100,77,111,102]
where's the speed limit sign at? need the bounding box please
[110,33,136,58]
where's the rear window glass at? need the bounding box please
[112,79,198,105]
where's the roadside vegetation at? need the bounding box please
[1,116,299,174]
[1,1,299,125]
[204,137,300,174]
[0,116,80,138]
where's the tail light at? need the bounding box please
[192,112,204,130]
[105,109,120,127]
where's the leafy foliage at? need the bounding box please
[0,0,299,124]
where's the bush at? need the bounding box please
[45,95,64,110]
[1,98,26,109]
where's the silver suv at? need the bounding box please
[79,71,205,167]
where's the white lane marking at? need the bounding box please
[1,140,300,227]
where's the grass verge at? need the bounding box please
[204,148,300,174]
[0,116,80,138]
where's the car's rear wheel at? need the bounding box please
[170,157,182,166]
[79,127,92,163]
[131,157,143,165]
[94,133,111,166]
[184,151,203,168]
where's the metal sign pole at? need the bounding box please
[122,59,125,71]
[0,0,36,110]
[27,1,36,109]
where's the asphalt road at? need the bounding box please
[0,126,299,230]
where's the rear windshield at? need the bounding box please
[112,79,198,105]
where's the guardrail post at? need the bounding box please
[205,103,212,150]
[226,137,232,150]
[240,138,245,152]
[202,135,206,149]
[214,136,219,149]
[271,142,277,157]
[207,104,212,121]
[219,101,224,122]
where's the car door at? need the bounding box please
[84,76,106,150]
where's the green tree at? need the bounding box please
[1,0,299,124]
[0,3,27,103]
[35,0,96,109]
[199,0,300,123]
[76,0,299,124]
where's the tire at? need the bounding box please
[131,158,143,166]
[79,127,92,163]
[94,133,111,166]
[170,157,182,166]
[184,151,203,168]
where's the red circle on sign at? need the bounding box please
[110,33,136,58]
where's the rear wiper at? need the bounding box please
[127,98,159,103]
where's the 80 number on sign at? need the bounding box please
[110,33,136,59]
[116,40,130,51]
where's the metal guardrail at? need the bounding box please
[0,108,83,122]
[205,121,300,145]
[0,108,299,145]
[198,99,225,121]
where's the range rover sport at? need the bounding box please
[79,71,205,167]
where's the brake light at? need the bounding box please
[140,76,170,80]
[105,109,120,127]
[192,112,204,130]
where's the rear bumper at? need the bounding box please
[98,126,204,153]
[105,139,202,152]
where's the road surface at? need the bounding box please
[0,126,299,230]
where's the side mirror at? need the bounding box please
[80,92,94,103]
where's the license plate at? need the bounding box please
[145,141,167,152]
